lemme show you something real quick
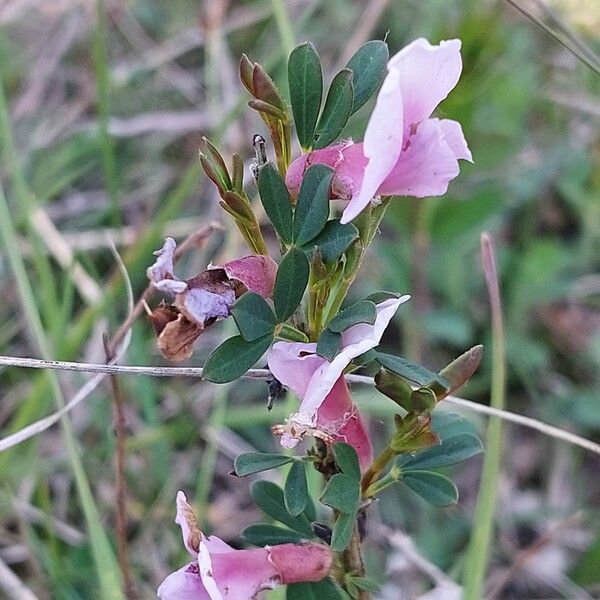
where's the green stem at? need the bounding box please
[360,445,396,497]
[463,234,506,600]
[342,523,370,600]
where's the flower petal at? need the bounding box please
[378,119,461,198]
[158,563,210,600]
[299,297,408,419]
[147,238,188,294]
[316,378,373,470]
[198,535,224,600]
[175,287,235,328]
[389,38,463,126]
[175,491,201,556]
[438,118,472,162]
[212,255,278,298]
[267,341,322,399]
[341,67,403,224]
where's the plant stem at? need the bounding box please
[342,523,369,600]
[103,336,135,599]
[360,445,396,497]
[463,233,506,600]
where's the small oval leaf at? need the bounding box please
[231,293,276,342]
[327,300,376,333]
[258,162,294,243]
[346,40,389,113]
[304,220,359,263]
[316,328,342,361]
[234,452,294,476]
[401,470,459,506]
[243,524,304,546]
[293,164,333,246]
[203,334,273,383]
[250,480,314,537]
[274,247,310,322]
[330,512,355,552]
[284,460,309,516]
[313,69,354,149]
[333,443,360,480]
[288,42,323,150]
[398,433,483,471]
[320,473,359,513]
[376,352,449,389]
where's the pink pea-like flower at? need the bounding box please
[158,492,332,599]
[267,297,409,468]
[286,38,472,224]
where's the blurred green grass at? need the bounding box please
[0,0,598,598]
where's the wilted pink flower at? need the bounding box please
[286,38,472,224]
[268,297,409,466]
[158,492,332,599]
[147,238,277,360]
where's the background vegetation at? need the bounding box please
[0,0,598,598]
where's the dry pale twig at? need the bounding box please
[1,356,600,456]
[0,555,39,600]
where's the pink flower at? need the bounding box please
[286,38,472,224]
[267,297,409,467]
[147,238,277,360]
[158,492,332,600]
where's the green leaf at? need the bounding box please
[314,69,354,149]
[331,512,355,552]
[257,162,294,243]
[327,300,376,333]
[401,470,459,506]
[234,452,294,476]
[243,523,304,546]
[398,433,483,470]
[320,474,359,513]
[376,352,449,389]
[365,290,401,304]
[250,480,314,537]
[231,292,276,342]
[432,412,478,439]
[287,579,350,600]
[304,220,359,263]
[287,583,315,600]
[288,42,323,149]
[284,460,309,516]
[293,164,333,246]
[274,247,310,322]
[203,334,273,383]
[316,328,342,361]
[346,40,389,113]
[333,443,360,480]
[348,576,380,594]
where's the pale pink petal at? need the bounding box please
[157,563,210,600]
[147,238,188,295]
[438,118,472,162]
[210,547,278,600]
[211,256,278,298]
[299,297,409,419]
[316,378,373,470]
[389,38,463,126]
[176,287,235,327]
[269,543,333,584]
[198,536,223,600]
[203,535,233,555]
[175,491,201,556]
[377,119,461,198]
[267,342,322,399]
[341,67,404,224]
[285,144,348,198]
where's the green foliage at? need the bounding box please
[376,352,449,389]
[316,328,342,361]
[274,247,310,321]
[284,460,309,516]
[243,524,305,546]
[288,42,323,149]
[234,452,294,476]
[314,69,354,149]
[333,443,361,479]
[401,471,459,506]
[293,164,333,246]
[287,578,350,600]
[231,292,276,342]
[202,334,273,383]
[257,162,294,243]
[397,433,483,470]
[327,300,377,333]
[303,220,359,263]
[345,40,389,113]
